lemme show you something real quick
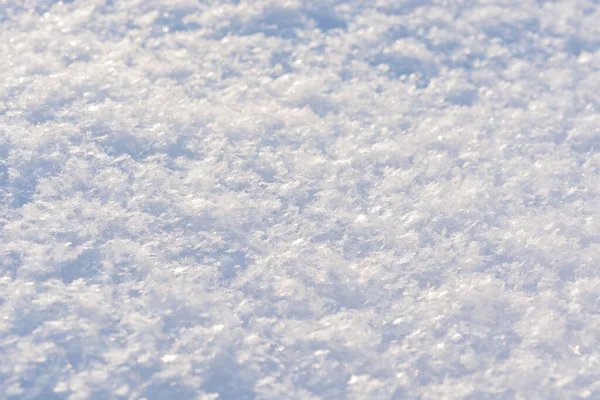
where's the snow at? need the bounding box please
[1,0,600,398]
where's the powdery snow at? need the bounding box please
[1,0,600,399]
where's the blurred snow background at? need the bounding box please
[1,0,600,398]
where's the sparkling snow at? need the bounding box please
[1,0,600,399]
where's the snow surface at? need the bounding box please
[1,0,600,399]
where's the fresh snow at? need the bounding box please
[1,0,600,399]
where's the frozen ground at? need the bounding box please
[1,0,600,399]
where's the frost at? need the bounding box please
[1,0,600,399]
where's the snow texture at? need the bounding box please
[1,0,600,399]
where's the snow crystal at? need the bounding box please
[1,0,600,399]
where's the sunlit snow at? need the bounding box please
[1,0,600,399]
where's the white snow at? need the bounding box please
[1,0,600,399]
